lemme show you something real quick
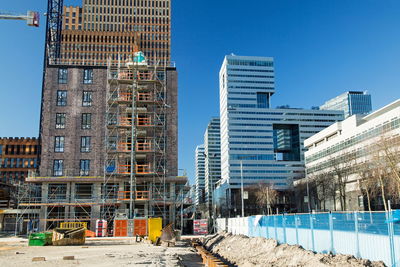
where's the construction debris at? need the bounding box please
[202,232,386,267]
[52,227,86,246]
[160,223,176,247]
[62,256,75,260]
[31,257,45,262]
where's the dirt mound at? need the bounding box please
[202,232,386,267]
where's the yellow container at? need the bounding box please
[147,218,162,243]
[60,222,88,229]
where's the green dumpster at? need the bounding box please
[29,232,53,246]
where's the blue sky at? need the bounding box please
[1,1,400,184]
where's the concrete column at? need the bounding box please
[169,182,175,224]
[91,183,101,231]
[65,182,74,220]
[39,183,49,231]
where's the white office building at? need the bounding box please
[304,99,400,211]
[204,118,221,207]
[217,55,343,215]
[195,145,205,205]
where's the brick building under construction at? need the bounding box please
[22,0,186,233]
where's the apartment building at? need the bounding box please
[27,0,181,232]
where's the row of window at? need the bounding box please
[0,158,38,168]
[56,113,92,129]
[58,68,93,84]
[55,136,91,153]
[57,90,93,107]
[53,159,90,176]
[0,171,28,184]
[0,144,38,155]
[306,117,400,163]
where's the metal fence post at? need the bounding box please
[329,212,335,254]
[387,201,396,267]
[266,216,270,239]
[310,212,315,251]
[354,211,360,258]
[274,215,278,240]
[295,214,299,245]
[283,214,287,244]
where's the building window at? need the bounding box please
[81,136,91,152]
[54,136,65,152]
[257,92,269,108]
[80,160,90,176]
[82,91,93,107]
[58,68,68,84]
[53,160,64,176]
[57,90,67,106]
[56,113,66,129]
[83,69,93,84]
[81,113,92,129]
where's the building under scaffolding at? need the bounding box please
[12,0,186,234]
[21,54,186,233]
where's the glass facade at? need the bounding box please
[320,91,372,118]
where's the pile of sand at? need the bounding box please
[202,232,386,267]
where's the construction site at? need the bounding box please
[0,0,192,238]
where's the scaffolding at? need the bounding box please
[102,52,168,227]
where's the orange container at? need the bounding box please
[134,219,147,236]
[114,219,128,237]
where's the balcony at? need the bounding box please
[117,191,150,201]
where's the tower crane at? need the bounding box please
[0,11,39,27]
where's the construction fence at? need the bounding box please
[216,211,400,267]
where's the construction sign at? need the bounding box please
[193,219,208,235]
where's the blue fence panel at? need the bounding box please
[221,211,399,267]
[296,214,313,251]
[332,212,357,256]
[285,215,298,245]
[275,215,285,243]
[313,213,331,253]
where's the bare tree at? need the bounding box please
[329,152,356,211]
[255,183,278,215]
[312,172,336,211]
[357,161,379,212]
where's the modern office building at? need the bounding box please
[320,91,372,118]
[195,145,205,206]
[25,0,182,232]
[60,0,171,65]
[303,99,400,211]
[216,55,343,216]
[204,118,221,208]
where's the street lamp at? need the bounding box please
[238,155,256,218]
[240,160,244,217]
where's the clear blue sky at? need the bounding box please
[1,1,400,184]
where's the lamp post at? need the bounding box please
[238,155,256,218]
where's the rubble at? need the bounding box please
[202,232,386,267]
